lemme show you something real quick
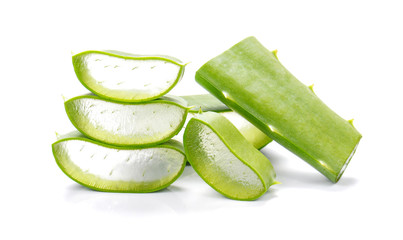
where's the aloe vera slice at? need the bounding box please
[64,94,188,146]
[195,36,362,183]
[72,50,185,102]
[183,112,277,200]
[52,132,186,192]
[181,94,271,149]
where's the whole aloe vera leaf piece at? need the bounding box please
[195,36,362,183]
[52,131,186,192]
[72,50,185,102]
[180,94,271,149]
[183,112,277,200]
[64,94,189,146]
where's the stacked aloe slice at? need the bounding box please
[52,51,189,192]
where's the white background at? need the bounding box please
[1,0,402,239]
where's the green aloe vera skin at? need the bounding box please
[72,50,186,102]
[195,37,362,183]
[52,132,186,193]
[180,94,272,149]
[64,94,189,146]
[183,112,277,200]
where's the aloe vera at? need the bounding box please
[180,94,271,149]
[181,94,230,112]
[65,94,188,146]
[52,132,186,192]
[183,112,277,200]
[72,50,185,102]
[195,36,362,183]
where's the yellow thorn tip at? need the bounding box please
[348,119,355,126]
[272,49,279,60]
[308,84,315,93]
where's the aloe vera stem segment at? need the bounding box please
[195,36,362,183]
[65,94,189,146]
[52,132,186,192]
[184,112,277,200]
[73,50,186,102]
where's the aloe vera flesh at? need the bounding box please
[73,50,185,102]
[52,132,186,192]
[180,94,271,149]
[195,37,362,183]
[65,94,188,146]
[183,112,277,200]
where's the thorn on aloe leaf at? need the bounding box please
[348,119,355,126]
[198,107,203,114]
[187,105,196,111]
[272,49,279,60]
[308,84,315,94]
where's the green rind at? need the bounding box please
[52,134,186,193]
[195,36,362,183]
[64,94,189,147]
[72,50,186,103]
[183,112,277,201]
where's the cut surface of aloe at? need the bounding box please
[195,36,362,183]
[183,112,277,200]
[73,50,185,102]
[52,132,186,192]
[65,94,188,146]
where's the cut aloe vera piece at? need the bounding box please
[195,36,362,183]
[181,94,230,112]
[52,131,186,192]
[72,50,185,102]
[65,94,188,146]
[220,111,272,150]
[183,112,277,200]
[179,94,271,149]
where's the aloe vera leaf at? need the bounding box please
[72,50,185,102]
[183,112,277,200]
[64,94,189,146]
[195,36,362,183]
[220,111,272,150]
[181,94,231,112]
[180,94,272,149]
[52,131,186,192]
